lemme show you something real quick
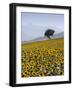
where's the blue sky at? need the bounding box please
[21,12,64,42]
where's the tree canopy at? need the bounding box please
[45,29,55,39]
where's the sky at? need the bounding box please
[21,12,64,42]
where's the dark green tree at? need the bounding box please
[45,29,55,39]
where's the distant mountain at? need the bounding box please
[21,37,48,44]
[22,32,64,44]
[52,32,64,39]
[30,32,64,42]
[22,24,64,42]
[32,36,48,41]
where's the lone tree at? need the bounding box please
[45,29,55,39]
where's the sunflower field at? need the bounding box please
[21,38,64,77]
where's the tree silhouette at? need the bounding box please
[45,29,55,39]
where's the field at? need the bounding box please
[21,38,64,77]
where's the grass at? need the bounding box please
[21,38,64,78]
